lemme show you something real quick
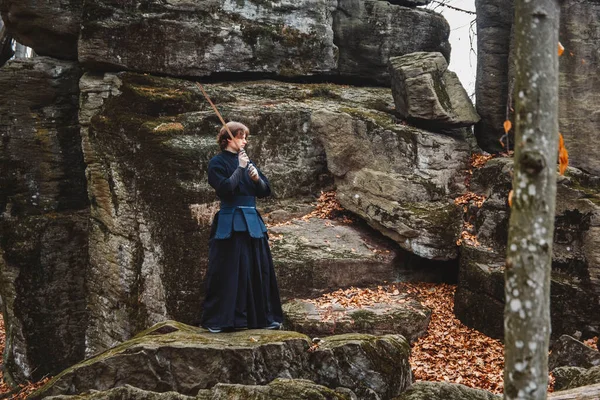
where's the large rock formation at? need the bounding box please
[2,0,450,83]
[76,0,449,83]
[558,0,600,175]
[0,0,82,59]
[312,109,470,260]
[333,1,450,83]
[476,0,600,176]
[33,321,412,400]
[474,0,514,153]
[0,57,88,383]
[454,158,600,339]
[77,73,471,356]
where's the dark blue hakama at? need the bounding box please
[201,150,283,330]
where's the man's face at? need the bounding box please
[230,132,248,150]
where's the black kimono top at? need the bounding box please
[208,150,270,240]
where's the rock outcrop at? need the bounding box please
[33,321,412,400]
[333,1,450,83]
[47,380,357,400]
[558,0,600,175]
[270,218,399,299]
[0,0,82,59]
[476,0,600,176]
[0,57,88,383]
[313,109,470,260]
[2,0,450,83]
[392,381,501,400]
[474,0,514,153]
[283,297,431,343]
[77,73,471,356]
[389,52,479,130]
[75,0,450,83]
[454,158,600,339]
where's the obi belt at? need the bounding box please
[214,196,268,239]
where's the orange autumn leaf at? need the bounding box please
[558,133,569,175]
[503,120,512,134]
[508,189,513,207]
[558,42,565,56]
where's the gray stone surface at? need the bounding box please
[46,380,356,400]
[333,0,450,83]
[549,335,600,370]
[392,381,501,400]
[270,218,399,299]
[33,321,411,400]
[454,158,600,339]
[558,0,600,175]
[46,385,194,400]
[548,383,600,399]
[474,0,514,153]
[0,0,82,59]
[73,0,450,83]
[79,0,337,78]
[0,57,88,383]
[389,52,479,129]
[476,0,600,171]
[312,110,470,260]
[283,296,431,343]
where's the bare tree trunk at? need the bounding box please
[504,0,561,399]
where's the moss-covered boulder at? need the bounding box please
[270,218,399,299]
[0,57,88,384]
[46,385,193,399]
[46,380,356,400]
[283,296,431,343]
[392,381,501,400]
[455,158,600,339]
[196,379,356,400]
[32,321,411,399]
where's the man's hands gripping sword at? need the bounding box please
[238,149,260,182]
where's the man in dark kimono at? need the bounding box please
[201,121,283,333]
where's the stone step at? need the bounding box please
[270,218,399,299]
[283,295,431,344]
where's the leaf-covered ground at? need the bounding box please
[303,282,506,393]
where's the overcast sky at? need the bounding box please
[427,0,477,98]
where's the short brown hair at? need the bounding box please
[217,121,249,150]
